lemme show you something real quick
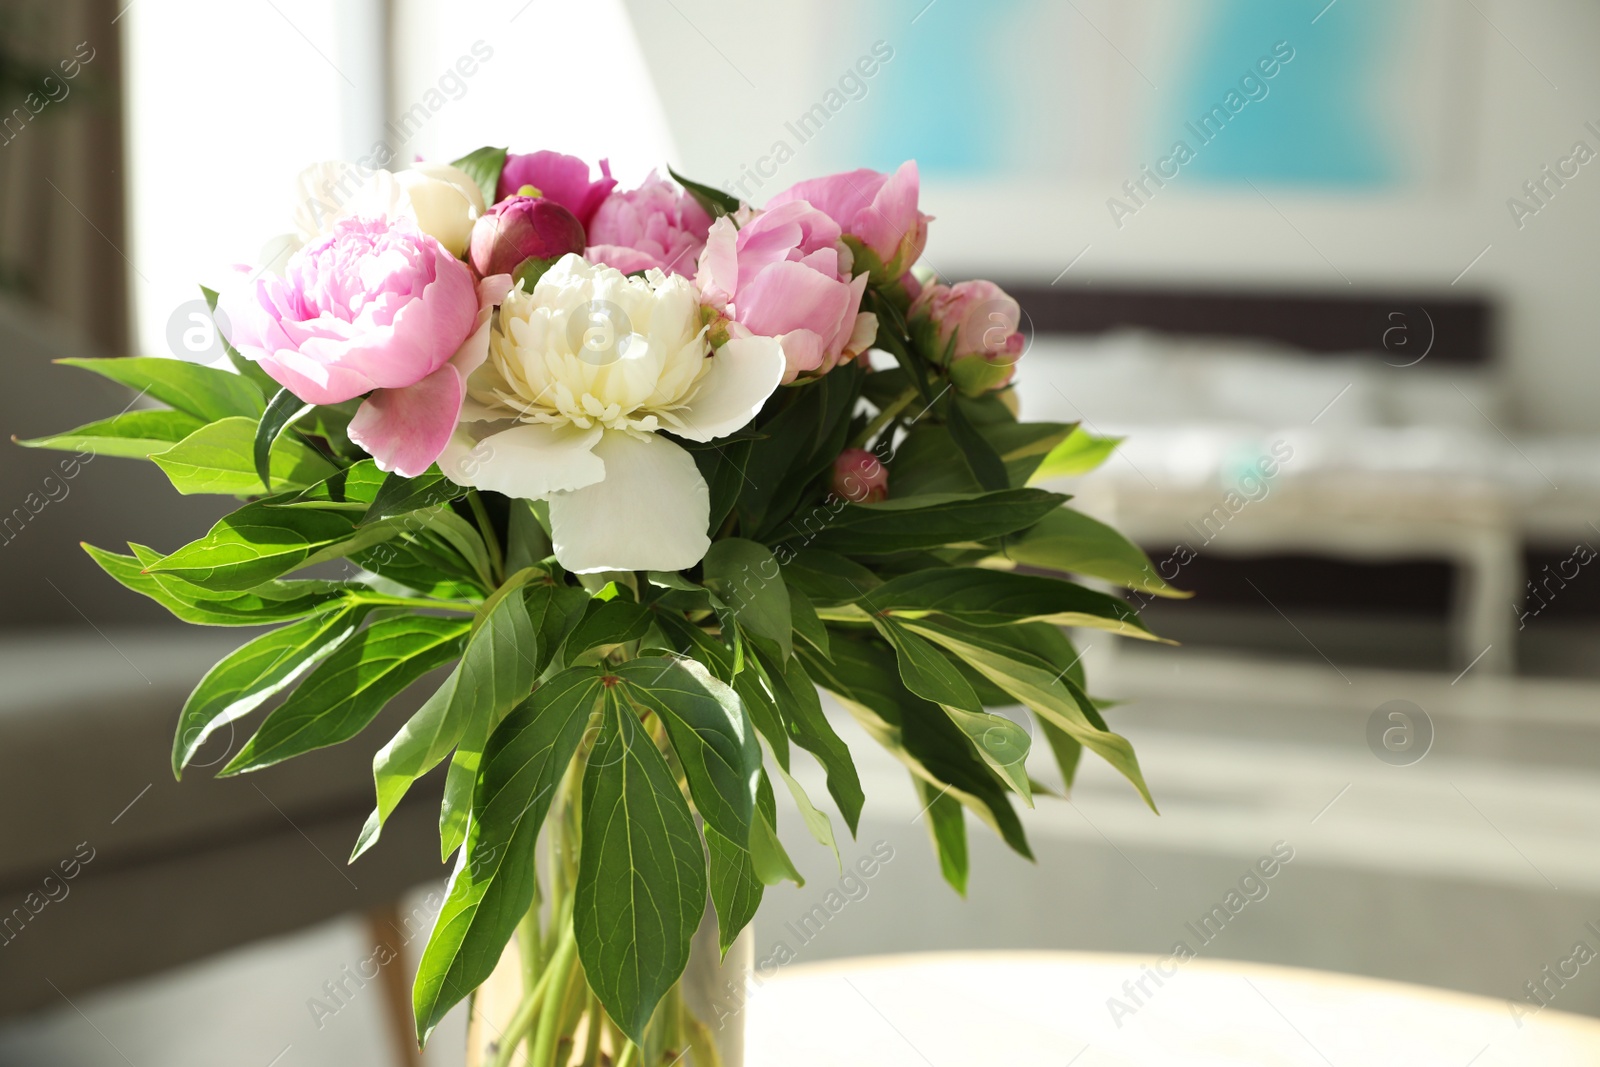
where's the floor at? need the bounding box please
[4,623,1599,1066]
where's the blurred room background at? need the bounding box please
[2,1,1597,1063]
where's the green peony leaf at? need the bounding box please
[172,605,366,777]
[887,421,1077,496]
[800,633,1032,860]
[576,686,708,1045]
[503,498,553,573]
[450,145,508,209]
[1039,717,1085,795]
[705,823,764,957]
[750,647,863,836]
[899,616,1156,812]
[944,394,1008,491]
[437,575,541,859]
[16,409,205,459]
[559,598,652,667]
[613,657,759,850]
[411,666,603,1045]
[253,387,316,492]
[361,467,457,524]
[147,498,385,592]
[353,572,542,862]
[56,356,265,422]
[274,460,387,509]
[152,416,338,496]
[85,543,347,626]
[788,489,1067,556]
[703,538,791,660]
[220,614,470,774]
[998,507,1189,599]
[772,759,839,865]
[1029,426,1123,481]
[874,616,1032,804]
[917,777,969,895]
[861,566,1163,640]
[779,549,881,607]
[749,770,804,887]
[787,585,830,660]
[668,165,739,219]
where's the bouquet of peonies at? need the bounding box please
[21,147,1181,1064]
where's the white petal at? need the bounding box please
[440,423,605,499]
[549,431,710,573]
[291,161,359,242]
[405,161,487,215]
[672,335,786,443]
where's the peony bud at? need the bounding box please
[832,448,889,503]
[949,336,1023,395]
[469,195,586,278]
[910,279,1025,396]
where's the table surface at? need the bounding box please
[743,951,1600,1066]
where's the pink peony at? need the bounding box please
[767,161,930,282]
[219,215,496,477]
[910,279,1025,395]
[469,195,586,278]
[496,151,616,227]
[585,171,712,278]
[694,201,877,384]
[832,448,889,503]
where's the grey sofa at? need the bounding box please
[0,298,445,1032]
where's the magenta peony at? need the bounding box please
[469,195,586,278]
[496,150,616,227]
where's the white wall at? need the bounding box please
[123,1,385,360]
[388,0,676,189]
[625,0,1600,433]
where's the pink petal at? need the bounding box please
[347,363,463,477]
[584,244,663,274]
[737,259,852,343]
[694,217,741,309]
[767,169,885,230]
[852,161,920,263]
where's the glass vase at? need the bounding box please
[461,741,751,1067]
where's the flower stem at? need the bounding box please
[580,991,604,1067]
[526,928,580,1067]
[467,490,506,585]
[851,385,918,451]
[488,927,570,1067]
[350,593,480,613]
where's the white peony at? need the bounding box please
[290,161,485,258]
[440,254,786,573]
